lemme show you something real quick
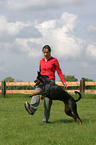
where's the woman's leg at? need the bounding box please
[43,80,54,123]
[43,98,52,123]
[24,85,43,115]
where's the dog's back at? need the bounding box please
[45,83,73,103]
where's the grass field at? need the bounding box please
[0,94,96,145]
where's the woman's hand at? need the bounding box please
[63,82,68,88]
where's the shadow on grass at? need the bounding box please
[51,119,74,124]
[40,118,91,125]
[39,119,75,125]
[52,118,92,125]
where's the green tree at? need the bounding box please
[4,76,15,82]
[81,77,93,81]
[65,75,78,82]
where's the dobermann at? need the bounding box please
[31,72,82,125]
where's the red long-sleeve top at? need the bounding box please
[39,56,66,84]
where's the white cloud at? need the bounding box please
[0,14,42,57]
[36,12,79,34]
[86,44,96,59]
[0,15,26,36]
[35,12,84,59]
[7,22,24,36]
[0,15,40,55]
[15,38,42,58]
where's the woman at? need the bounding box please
[25,45,68,123]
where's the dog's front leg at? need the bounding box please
[29,92,47,97]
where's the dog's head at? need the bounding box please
[34,72,49,86]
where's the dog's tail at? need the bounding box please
[74,91,81,102]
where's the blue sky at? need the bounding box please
[0,0,96,82]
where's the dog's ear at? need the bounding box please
[37,71,41,76]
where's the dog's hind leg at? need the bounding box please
[67,100,82,125]
[68,104,82,125]
[72,108,82,125]
[65,103,77,122]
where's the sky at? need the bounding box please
[0,0,96,82]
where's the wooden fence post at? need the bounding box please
[1,81,6,97]
[80,79,85,93]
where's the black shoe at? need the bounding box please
[24,102,33,115]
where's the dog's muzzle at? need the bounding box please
[34,79,41,87]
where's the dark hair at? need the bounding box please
[42,45,51,52]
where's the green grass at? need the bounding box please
[0,94,96,145]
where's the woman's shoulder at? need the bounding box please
[51,56,58,63]
[50,56,57,61]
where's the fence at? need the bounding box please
[0,80,96,97]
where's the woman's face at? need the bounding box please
[43,48,51,59]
